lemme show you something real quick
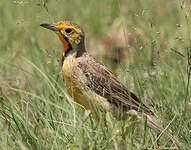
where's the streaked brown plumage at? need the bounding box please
[40,21,181,147]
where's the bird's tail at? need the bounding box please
[126,110,181,148]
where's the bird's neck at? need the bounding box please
[62,42,86,64]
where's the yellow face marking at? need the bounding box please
[54,24,81,56]
[54,24,81,34]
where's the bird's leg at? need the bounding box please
[83,109,91,121]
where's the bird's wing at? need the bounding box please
[77,54,154,115]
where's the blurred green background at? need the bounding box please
[0,0,191,149]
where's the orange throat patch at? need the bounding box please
[56,32,70,57]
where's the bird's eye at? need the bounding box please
[65,28,72,33]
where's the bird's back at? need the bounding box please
[62,52,153,119]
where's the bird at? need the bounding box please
[40,21,181,147]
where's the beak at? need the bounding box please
[40,23,59,32]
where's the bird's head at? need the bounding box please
[40,21,85,57]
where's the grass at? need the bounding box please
[0,0,191,149]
